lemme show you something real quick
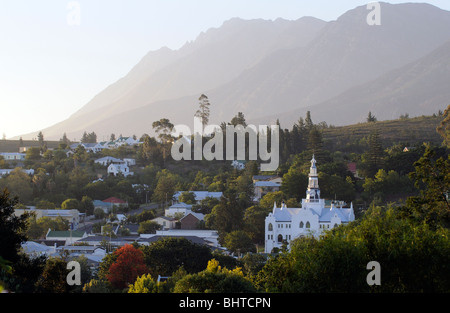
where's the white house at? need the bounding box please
[173,191,223,204]
[0,152,26,161]
[107,163,133,177]
[123,158,136,166]
[165,202,193,217]
[94,156,125,166]
[265,155,355,253]
[0,168,35,177]
[151,216,177,230]
[115,136,139,146]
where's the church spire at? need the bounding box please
[306,155,320,202]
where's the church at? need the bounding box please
[265,155,355,253]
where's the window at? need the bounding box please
[277,234,283,243]
[306,221,311,229]
[300,221,304,228]
[268,223,273,231]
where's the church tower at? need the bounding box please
[306,155,320,203]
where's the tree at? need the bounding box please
[107,244,148,290]
[361,129,384,177]
[367,111,377,122]
[0,190,30,263]
[281,166,308,201]
[304,111,314,131]
[38,131,44,147]
[224,230,256,255]
[60,133,71,147]
[128,273,165,293]
[25,147,41,161]
[403,147,450,228]
[80,196,94,216]
[436,104,450,147]
[61,198,80,211]
[229,112,247,127]
[137,220,161,234]
[35,258,74,293]
[173,259,256,293]
[152,118,174,165]
[178,191,196,204]
[140,237,212,277]
[81,131,97,144]
[152,170,178,205]
[194,94,211,127]
[0,168,33,204]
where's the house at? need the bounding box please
[107,163,133,177]
[347,162,361,178]
[165,202,193,217]
[14,208,81,229]
[21,241,57,258]
[254,180,281,201]
[103,197,128,209]
[151,216,177,230]
[252,175,282,201]
[265,155,355,253]
[45,229,87,245]
[94,156,125,166]
[403,146,416,152]
[252,175,279,183]
[0,168,35,177]
[0,152,26,161]
[123,158,136,166]
[140,229,220,248]
[173,191,223,204]
[231,160,246,170]
[93,200,111,213]
[115,136,139,146]
[180,212,205,230]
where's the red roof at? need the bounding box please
[103,197,127,204]
[347,162,357,173]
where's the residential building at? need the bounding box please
[254,180,281,201]
[94,156,125,166]
[173,191,223,204]
[180,212,205,230]
[0,152,26,161]
[14,208,82,229]
[165,202,193,217]
[107,163,133,177]
[0,168,35,177]
[151,216,177,230]
[265,155,355,253]
[102,197,128,209]
[45,229,88,245]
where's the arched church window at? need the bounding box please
[277,234,283,243]
[306,221,311,228]
[299,221,304,228]
[334,223,338,228]
[268,223,273,231]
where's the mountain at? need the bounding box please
[255,38,450,127]
[22,2,450,140]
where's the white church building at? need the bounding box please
[265,155,355,253]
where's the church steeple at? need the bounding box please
[306,155,320,202]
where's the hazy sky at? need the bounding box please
[1,1,450,139]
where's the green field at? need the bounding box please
[322,115,443,151]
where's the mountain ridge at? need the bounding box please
[19,2,450,140]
